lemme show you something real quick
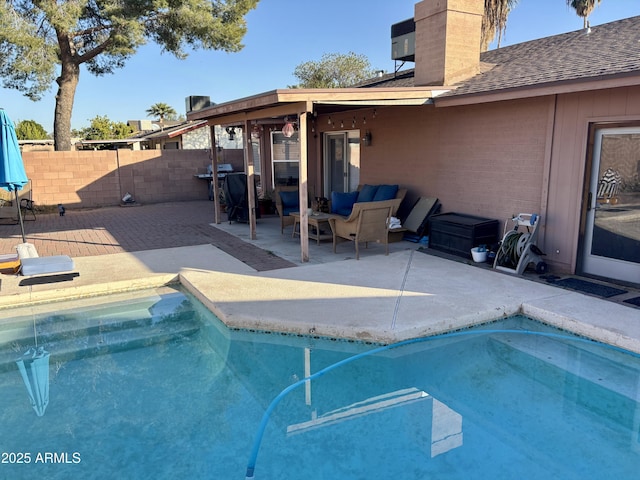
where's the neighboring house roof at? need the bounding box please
[18,140,54,145]
[143,120,208,140]
[77,138,144,146]
[358,16,640,101]
[76,120,209,147]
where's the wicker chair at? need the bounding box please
[328,198,401,259]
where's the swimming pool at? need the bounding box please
[1,287,639,479]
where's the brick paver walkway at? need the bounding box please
[0,201,295,271]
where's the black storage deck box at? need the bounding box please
[429,213,499,258]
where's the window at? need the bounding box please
[271,131,299,187]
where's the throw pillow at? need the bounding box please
[357,184,379,203]
[373,184,399,201]
[331,191,359,216]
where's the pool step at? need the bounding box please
[490,334,640,402]
[0,292,197,346]
[0,316,201,373]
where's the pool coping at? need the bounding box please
[1,245,638,355]
[178,249,640,354]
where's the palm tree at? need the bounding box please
[146,103,177,130]
[481,0,520,51]
[567,0,602,28]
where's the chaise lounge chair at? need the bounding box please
[401,197,441,242]
[328,198,401,259]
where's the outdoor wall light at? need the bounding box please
[225,126,236,141]
[282,117,295,138]
[362,131,372,146]
[251,125,261,140]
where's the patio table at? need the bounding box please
[291,212,333,244]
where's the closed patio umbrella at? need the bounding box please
[16,346,50,417]
[0,108,29,243]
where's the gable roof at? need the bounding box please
[359,15,640,102]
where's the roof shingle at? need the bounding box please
[358,16,640,98]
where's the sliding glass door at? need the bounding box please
[323,131,360,195]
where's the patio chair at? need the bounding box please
[275,186,300,234]
[20,181,36,221]
[328,198,401,260]
[401,197,440,242]
[0,180,34,224]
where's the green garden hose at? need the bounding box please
[499,232,522,268]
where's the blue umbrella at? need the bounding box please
[0,109,29,243]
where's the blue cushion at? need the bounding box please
[372,184,399,201]
[279,190,299,215]
[331,191,359,216]
[357,184,378,203]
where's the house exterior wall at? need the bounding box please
[316,97,551,235]
[183,126,212,149]
[546,85,640,272]
[314,85,640,274]
[22,149,212,208]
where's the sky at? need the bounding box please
[1,0,639,133]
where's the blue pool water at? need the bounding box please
[1,287,639,479]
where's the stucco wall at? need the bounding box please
[315,98,551,236]
[546,86,640,272]
[368,99,550,223]
[183,126,212,149]
[22,149,213,208]
[312,87,640,274]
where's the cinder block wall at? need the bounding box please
[22,149,213,208]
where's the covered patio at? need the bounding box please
[211,213,423,266]
[187,87,442,262]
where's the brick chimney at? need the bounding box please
[414,0,484,86]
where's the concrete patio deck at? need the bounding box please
[0,201,638,353]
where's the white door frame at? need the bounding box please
[581,126,640,284]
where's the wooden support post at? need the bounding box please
[210,124,221,224]
[244,119,257,240]
[299,112,309,262]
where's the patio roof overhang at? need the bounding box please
[186,87,446,126]
[187,86,448,262]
